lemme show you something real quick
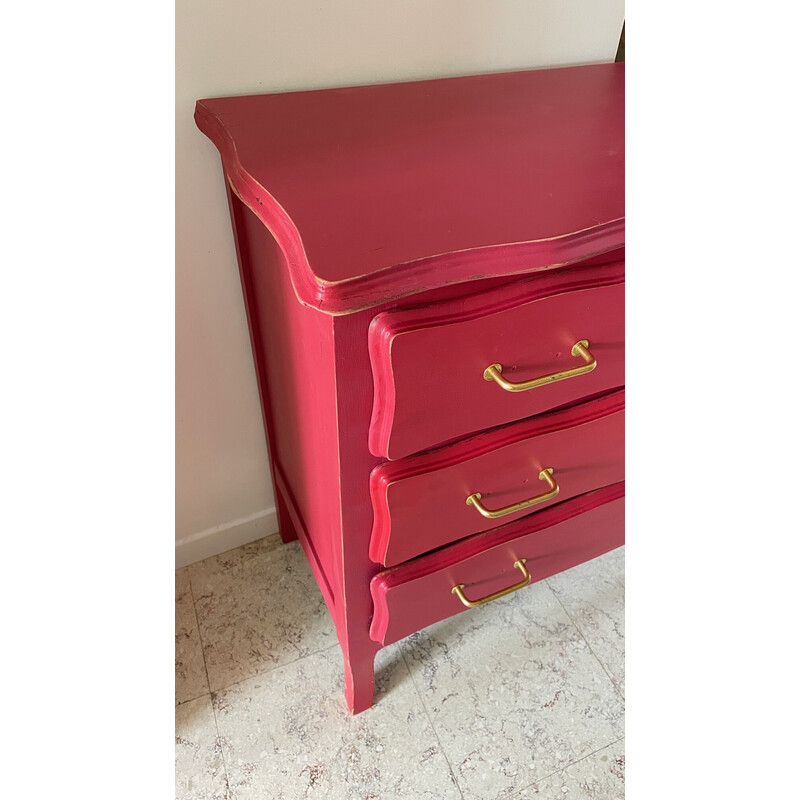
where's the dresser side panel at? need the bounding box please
[233,192,344,610]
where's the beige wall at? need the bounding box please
[176,0,625,565]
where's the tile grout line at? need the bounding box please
[204,641,342,696]
[185,548,340,696]
[183,546,339,798]
[512,734,626,796]
[185,574,234,799]
[175,689,211,709]
[398,644,466,800]
[397,620,622,799]
[543,577,625,700]
[186,573,214,702]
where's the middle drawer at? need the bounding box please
[369,389,624,567]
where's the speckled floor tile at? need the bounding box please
[176,568,210,705]
[517,739,624,799]
[212,645,461,800]
[547,548,625,693]
[188,539,336,691]
[176,694,230,800]
[400,581,624,800]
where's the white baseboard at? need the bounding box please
[175,507,279,569]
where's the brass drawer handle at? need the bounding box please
[466,468,559,519]
[483,340,596,392]
[452,558,531,608]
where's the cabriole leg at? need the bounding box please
[343,646,377,714]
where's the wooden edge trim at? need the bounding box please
[195,100,624,316]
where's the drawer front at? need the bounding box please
[368,262,625,460]
[370,390,624,567]
[370,482,624,646]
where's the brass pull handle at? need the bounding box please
[466,468,559,519]
[452,558,531,608]
[483,340,596,392]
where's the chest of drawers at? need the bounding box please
[195,62,624,713]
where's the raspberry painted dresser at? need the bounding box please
[195,62,624,713]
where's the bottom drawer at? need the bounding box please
[370,482,624,645]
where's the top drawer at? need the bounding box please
[368,262,625,460]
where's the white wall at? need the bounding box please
[175,0,625,566]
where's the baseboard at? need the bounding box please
[175,507,279,568]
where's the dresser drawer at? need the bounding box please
[370,482,624,645]
[368,263,625,460]
[369,390,624,567]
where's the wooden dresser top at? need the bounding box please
[196,63,624,314]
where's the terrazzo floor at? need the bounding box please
[176,536,624,800]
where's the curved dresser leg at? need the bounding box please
[343,647,377,714]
